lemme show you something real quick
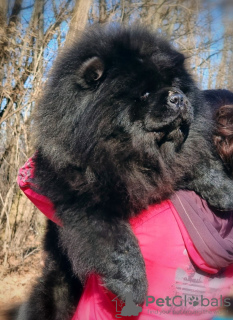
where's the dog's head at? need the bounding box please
[35,25,198,172]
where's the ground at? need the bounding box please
[0,202,45,317]
[0,249,42,318]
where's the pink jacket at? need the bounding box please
[18,157,233,319]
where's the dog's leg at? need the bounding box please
[11,222,82,320]
[58,210,148,305]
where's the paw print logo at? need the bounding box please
[189,296,199,307]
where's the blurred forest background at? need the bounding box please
[0,0,233,277]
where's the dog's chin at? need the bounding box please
[166,125,189,146]
[148,121,190,149]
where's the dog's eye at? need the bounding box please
[140,92,150,101]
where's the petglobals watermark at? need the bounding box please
[112,293,231,318]
[145,295,231,308]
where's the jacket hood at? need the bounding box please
[171,190,233,273]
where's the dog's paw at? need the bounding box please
[189,163,233,210]
[204,178,233,210]
[103,270,147,305]
[208,191,233,210]
[100,235,148,305]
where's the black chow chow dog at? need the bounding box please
[11,25,233,320]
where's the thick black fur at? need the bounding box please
[12,25,233,320]
[7,221,82,320]
[203,89,233,113]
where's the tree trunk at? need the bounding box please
[66,0,92,45]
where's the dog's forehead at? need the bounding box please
[57,27,184,85]
[103,35,181,73]
[111,37,163,62]
[103,41,164,73]
[76,28,165,63]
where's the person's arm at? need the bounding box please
[17,155,62,226]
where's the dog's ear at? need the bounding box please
[152,50,185,70]
[172,52,185,67]
[76,57,104,88]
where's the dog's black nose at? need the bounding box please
[169,92,184,107]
